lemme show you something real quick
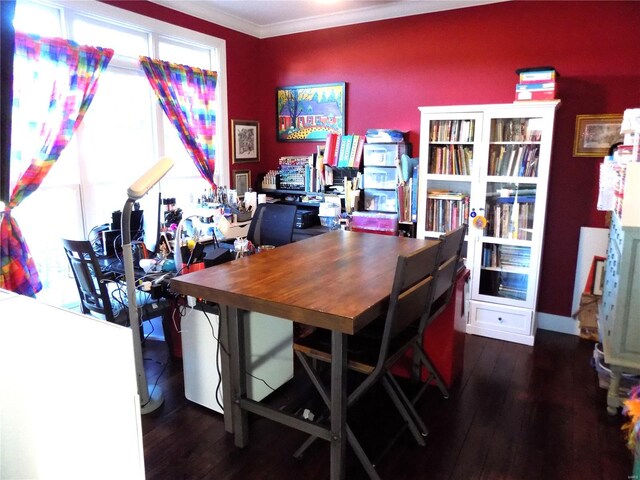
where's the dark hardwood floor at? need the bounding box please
[140,329,634,480]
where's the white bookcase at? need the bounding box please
[417,100,560,346]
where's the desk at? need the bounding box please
[170,230,438,480]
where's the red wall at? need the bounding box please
[108,1,640,319]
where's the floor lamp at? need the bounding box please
[122,157,174,414]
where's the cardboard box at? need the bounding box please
[575,293,600,340]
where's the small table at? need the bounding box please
[170,230,438,480]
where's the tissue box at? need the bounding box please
[319,202,341,217]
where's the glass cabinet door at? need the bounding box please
[418,113,483,263]
[472,115,546,308]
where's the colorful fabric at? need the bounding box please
[624,385,640,453]
[0,32,113,296]
[139,56,217,188]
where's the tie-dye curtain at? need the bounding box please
[139,57,217,188]
[0,33,113,296]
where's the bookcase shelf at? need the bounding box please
[417,100,560,346]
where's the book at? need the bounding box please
[353,135,365,169]
[338,135,353,167]
[332,135,342,167]
[323,133,337,166]
[347,134,359,167]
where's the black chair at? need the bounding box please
[292,241,442,478]
[62,238,166,328]
[247,203,297,247]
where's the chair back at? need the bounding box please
[428,224,466,322]
[247,203,297,247]
[382,242,441,353]
[62,238,119,322]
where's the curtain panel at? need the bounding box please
[0,32,113,296]
[139,57,218,189]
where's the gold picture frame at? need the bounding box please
[573,114,624,157]
[232,120,259,163]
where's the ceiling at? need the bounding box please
[149,0,508,38]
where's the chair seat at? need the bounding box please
[293,319,419,375]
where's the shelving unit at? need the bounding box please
[362,142,411,213]
[598,114,640,413]
[417,101,560,346]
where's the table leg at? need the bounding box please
[218,304,233,434]
[330,331,347,480]
[227,306,249,446]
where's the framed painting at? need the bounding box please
[233,170,250,198]
[276,82,345,142]
[573,114,624,157]
[232,120,260,163]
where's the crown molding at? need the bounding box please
[149,1,508,39]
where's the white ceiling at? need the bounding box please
[149,0,508,38]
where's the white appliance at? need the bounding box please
[181,305,293,412]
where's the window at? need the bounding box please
[11,0,229,306]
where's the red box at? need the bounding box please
[515,81,557,101]
[350,212,398,235]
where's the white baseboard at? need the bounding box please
[537,312,580,336]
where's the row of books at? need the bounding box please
[488,144,539,177]
[485,199,535,240]
[425,191,469,233]
[396,164,419,223]
[490,118,542,143]
[277,155,324,192]
[429,119,475,143]
[428,144,473,175]
[323,133,365,168]
[482,244,530,269]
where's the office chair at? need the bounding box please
[292,241,442,478]
[246,203,297,247]
[62,238,166,328]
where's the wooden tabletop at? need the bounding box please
[170,230,437,335]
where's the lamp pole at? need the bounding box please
[122,157,174,415]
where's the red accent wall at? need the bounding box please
[106,1,640,319]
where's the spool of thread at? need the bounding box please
[258,193,267,204]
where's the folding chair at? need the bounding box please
[293,241,442,478]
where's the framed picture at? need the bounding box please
[232,120,259,163]
[573,114,624,157]
[233,170,250,198]
[276,82,345,142]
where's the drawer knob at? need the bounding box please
[498,317,503,323]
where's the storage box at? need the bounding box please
[515,82,557,101]
[363,142,411,167]
[363,167,398,189]
[350,212,398,235]
[364,188,398,212]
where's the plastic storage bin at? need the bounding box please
[363,142,411,167]
[364,188,397,212]
[363,167,398,189]
[350,212,398,236]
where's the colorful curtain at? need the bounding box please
[139,57,217,188]
[0,33,113,296]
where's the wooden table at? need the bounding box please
[170,230,437,479]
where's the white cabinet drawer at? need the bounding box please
[470,302,532,336]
